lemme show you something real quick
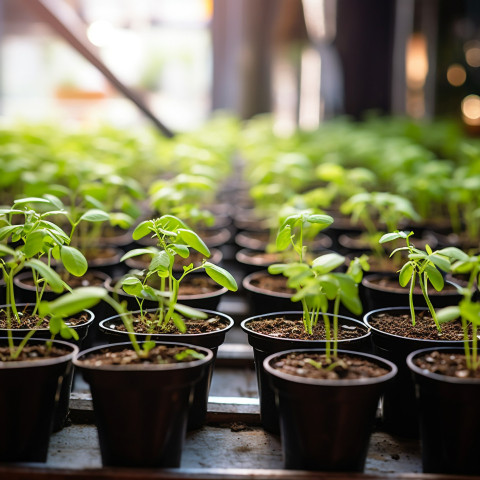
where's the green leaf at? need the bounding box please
[174,302,208,319]
[170,244,190,258]
[38,287,107,318]
[204,262,238,291]
[0,225,21,242]
[79,209,110,223]
[122,276,144,296]
[268,263,288,275]
[379,231,407,244]
[13,197,51,206]
[460,301,480,326]
[427,253,451,273]
[175,348,205,361]
[43,194,64,210]
[437,306,461,324]
[425,264,444,291]
[276,225,292,251]
[399,262,414,287]
[305,214,334,226]
[49,316,62,335]
[177,229,210,257]
[0,244,16,257]
[23,230,48,257]
[312,253,345,274]
[149,251,171,274]
[340,290,363,315]
[436,247,470,262]
[171,312,186,333]
[60,245,88,277]
[132,220,153,240]
[25,259,65,293]
[120,248,157,262]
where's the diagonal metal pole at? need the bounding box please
[22,0,174,138]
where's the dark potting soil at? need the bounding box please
[78,344,204,366]
[0,308,90,330]
[367,276,459,295]
[250,274,294,295]
[270,352,389,380]
[0,345,70,362]
[114,314,229,335]
[413,351,480,379]
[246,317,364,341]
[84,247,119,261]
[369,310,466,341]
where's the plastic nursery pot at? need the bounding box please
[407,347,480,475]
[361,273,462,312]
[13,270,111,349]
[99,309,234,430]
[0,337,78,463]
[264,349,397,472]
[0,304,94,432]
[83,245,126,278]
[74,341,214,468]
[364,307,465,438]
[241,312,372,434]
[242,270,295,316]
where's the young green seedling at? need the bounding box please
[436,248,480,371]
[380,231,451,331]
[119,214,237,333]
[268,211,368,360]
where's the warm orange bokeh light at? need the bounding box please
[462,94,480,125]
[447,64,467,87]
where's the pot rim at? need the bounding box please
[362,273,461,296]
[241,311,370,344]
[13,270,111,292]
[0,337,78,368]
[74,340,214,372]
[407,346,480,385]
[364,306,465,345]
[242,270,293,299]
[99,308,234,339]
[264,348,397,387]
[0,304,95,334]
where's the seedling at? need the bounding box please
[437,248,480,371]
[379,231,451,331]
[0,198,89,358]
[268,211,368,359]
[119,214,237,333]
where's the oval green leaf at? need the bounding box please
[61,245,88,276]
[204,262,238,291]
[178,229,210,257]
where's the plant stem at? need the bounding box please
[409,269,416,326]
[419,272,441,332]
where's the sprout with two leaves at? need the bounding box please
[268,211,369,360]
[379,231,453,332]
[118,215,237,334]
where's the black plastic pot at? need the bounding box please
[0,304,94,432]
[407,347,480,475]
[241,312,372,433]
[74,341,213,468]
[13,270,111,349]
[362,273,462,312]
[0,337,78,462]
[364,307,465,437]
[242,270,294,316]
[99,309,234,430]
[265,348,397,471]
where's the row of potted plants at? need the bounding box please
[1,114,479,474]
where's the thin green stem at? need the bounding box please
[409,270,416,326]
[419,272,441,332]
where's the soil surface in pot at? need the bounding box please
[247,317,365,341]
[0,344,70,362]
[366,276,459,295]
[413,351,480,379]
[0,308,90,329]
[250,275,293,295]
[271,352,389,380]
[113,314,229,335]
[78,344,204,366]
[369,311,467,341]
[84,247,119,262]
